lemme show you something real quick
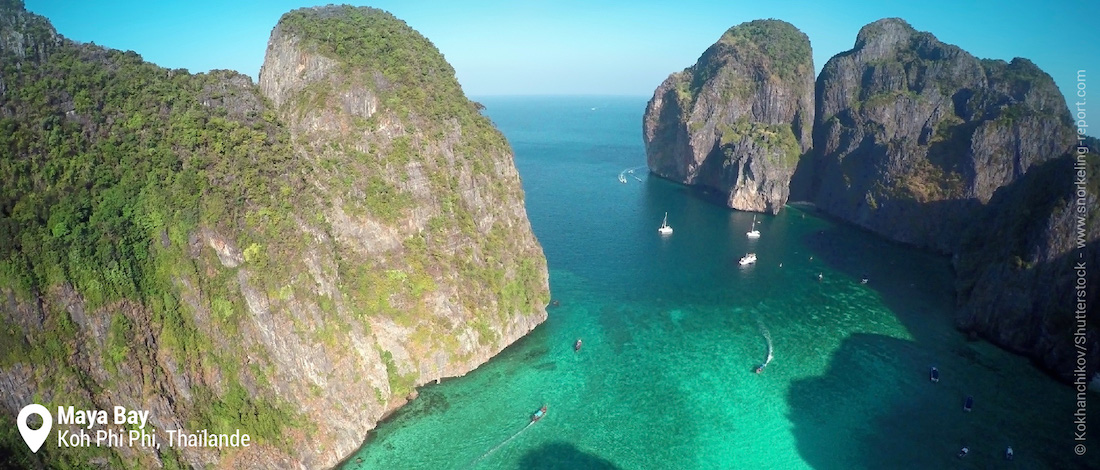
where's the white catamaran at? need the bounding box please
[746,214,760,239]
[658,212,673,235]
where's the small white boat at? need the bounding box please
[738,253,757,266]
[1005,446,1014,460]
[746,214,760,238]
[658,212,673,235]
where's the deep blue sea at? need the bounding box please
[341,96,1089,469]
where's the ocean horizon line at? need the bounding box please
[470,93,650,99]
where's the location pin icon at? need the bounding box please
[18,404,52,453]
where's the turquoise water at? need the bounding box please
[342,96,1090,469]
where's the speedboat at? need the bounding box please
[1006,446,1014,460]
[754,364,766,374]
[658,212,673,235]
[738,253,757,266]
[957,447,969,458]
[574,339,582,352]
[930,367,939,383]
[531,405,547,423]
[963,395,974,412]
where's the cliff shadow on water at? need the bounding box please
[784,202,1098,468]
[787,332,1092,470]
[518,442,622,470]
[781,220,958,469]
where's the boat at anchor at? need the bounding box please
[746,214,760,239]
[658,212,673,235]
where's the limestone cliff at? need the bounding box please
[808,18,1076,253]
[643,20,814,214]
[0,3,548,469]
[643,15,1094,389]
[954,148,1100,384]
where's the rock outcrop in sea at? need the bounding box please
[643,19,814,214]
[0,3,548,468]
[644,16,1097,389]
[803,18,1095,384]
[808,18,1076,253]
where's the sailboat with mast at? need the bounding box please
[746,214,760,238]
[658,212,673,235]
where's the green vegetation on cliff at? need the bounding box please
[2,1,551,466]
[681,19,812,108]
[718,119,801,168]
[718,19,812,82]
[267,6,548,354]
[0,5,309,466]
[645,18,813,214]
[278,6,467,119]
[273,3,504,169]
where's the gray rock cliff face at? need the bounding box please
[810,18,1075,253]
[245,7,550,466]
[953,152,1099,385]
[0,0,59,100]
[643,19,814,214]
[806,17,1091,388]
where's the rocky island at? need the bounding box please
[806,18,1097,385]
[644,17,1098,386]
[809,18,1076,254]
[643,19,815,214]
[0,3,547,468]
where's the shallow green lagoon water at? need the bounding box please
[341,97,1092,469]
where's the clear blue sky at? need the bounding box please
[23,0,1100,115]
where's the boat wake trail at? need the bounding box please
[758,319,774,368]
[619,166,646,184]
[469,421,534,467]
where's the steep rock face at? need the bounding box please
[643,20,814,214]
[0,0,59,100]
[954,151,1099,385]
[255,5,551,465]
[0,4,547,469]
[810,18,1076,253]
